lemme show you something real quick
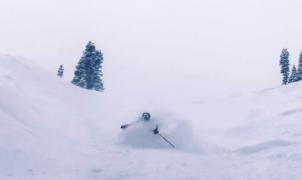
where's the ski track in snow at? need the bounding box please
[1,55,302,179]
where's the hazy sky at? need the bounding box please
[1,0,302,98]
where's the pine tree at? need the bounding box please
[288,65,297,83]
[90,50,104,91]
[72,41,95,89]
[279,48,290,85]
[72,41,104,91]
[57,64,64,78]
[296,51,302,81]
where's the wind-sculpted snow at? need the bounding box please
[280,108,302,116]
[236,139,293,155]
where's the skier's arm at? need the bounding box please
[153,124,159,134]
[120,119,142,129]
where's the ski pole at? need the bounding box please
[158,133,175,148]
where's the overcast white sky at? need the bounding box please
[1,0,302,98]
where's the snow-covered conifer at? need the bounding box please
[72,41,104,91]
[279,48,290,85]
[288,65,297,83]
[57,64,64,78]
[296,51,302,81]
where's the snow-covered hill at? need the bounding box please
[1,55,302,180]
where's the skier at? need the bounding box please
[120,112,175,148]
[121,112,159,134]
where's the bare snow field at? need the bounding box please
[1,55,302,179]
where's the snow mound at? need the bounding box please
[0,55,102,179]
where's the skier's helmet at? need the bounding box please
[142,112,151,121]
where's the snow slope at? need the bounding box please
[1,55,302,180]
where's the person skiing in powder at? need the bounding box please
[120,112,175,148]
[121,112,159,134]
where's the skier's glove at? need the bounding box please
[121,125,127,129]
[153,128,159,134]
